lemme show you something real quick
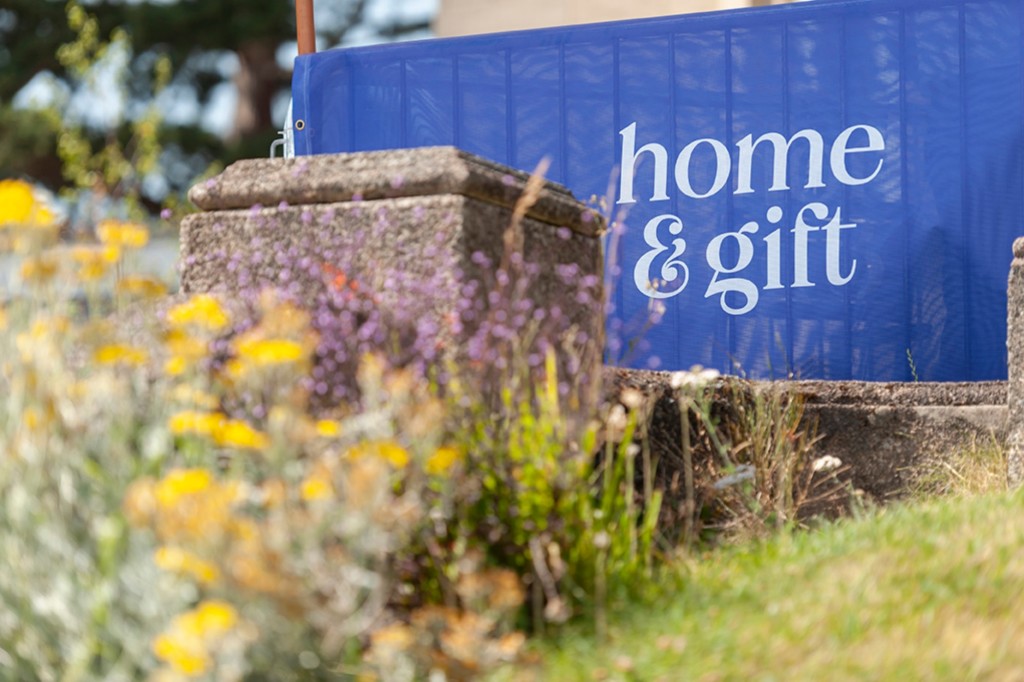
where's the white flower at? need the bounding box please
[621,388,644,410]
[670,365,721,390]
[607,404,627,432]
[812,455,843,473]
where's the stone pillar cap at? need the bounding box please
[189,147,603,237]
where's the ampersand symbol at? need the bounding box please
[634,214,689,299]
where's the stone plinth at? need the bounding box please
[1009,237,1024,487]
[181,147,605,409]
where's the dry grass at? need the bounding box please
[911,436,1008,498]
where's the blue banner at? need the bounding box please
[292,0,1024,381]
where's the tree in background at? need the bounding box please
[0,0,432,203]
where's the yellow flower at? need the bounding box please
[425,445,462,475]
[214,419,269,450]
[152,632,208,677]
[346,439,410,469]
[164,329,208,359]
[72,245,120,281]
[187,600,238,638]
[0,179,55,227]
[167,295,230,331]
[315,419,342,438]
[300,474,333,502]
[19,253,59,284]
[31,315,70,336]
[168,411,225,438]
[97,219,148,249]
[234,337,306,366]
[169,385,219,410]
[223,358,244,379]
[154,468,212,508]
[152,601,238,677]
[94,344,148,366]
[378,441,410,468]
[164,356,188,376]
[167,411,267,450]
[145,471,242,543]
[23,406,43,431]
[154,546,220,585]
[162,330,208,376]
[116,275,167,299]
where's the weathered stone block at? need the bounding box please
[1008,237,1024,487]
[181,147,605,408]
[603,368,1008,509]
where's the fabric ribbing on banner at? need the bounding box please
[292,0,1024,381]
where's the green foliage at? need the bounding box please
[1,0,431,198]
[52,2,170,218]
[431,366,663,635]
[0,106,60,184]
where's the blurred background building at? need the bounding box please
[435,0,795,37]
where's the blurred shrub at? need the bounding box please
[0,170,668,680]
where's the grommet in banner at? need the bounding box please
[295,119,306,131]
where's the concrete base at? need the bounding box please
[604,368,1008,506]
[797,381,1007,501]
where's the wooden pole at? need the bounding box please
[296,0,316,55]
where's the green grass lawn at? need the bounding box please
[525,489,1024,681]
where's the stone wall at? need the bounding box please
[180,146,1021,498]
[603,369,1008,507]
[1008,237,1024,487]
